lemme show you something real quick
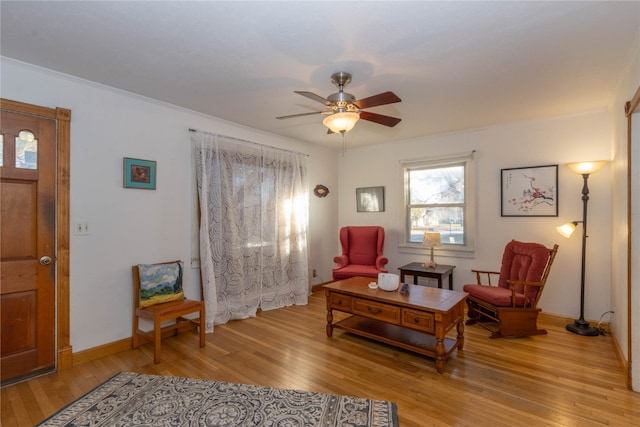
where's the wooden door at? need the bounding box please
[1,110,57,384]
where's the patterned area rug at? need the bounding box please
[37,371,398,426]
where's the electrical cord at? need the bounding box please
[311,275,325,286]
[596,310,614,335]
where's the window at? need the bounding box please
[16,130,37,169]
[400,152,475,257]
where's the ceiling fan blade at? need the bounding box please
[276,111,327,120]
[354,91,401,109]
[359,111,401,127]
[294,91,332,106]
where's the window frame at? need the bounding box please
[399,151,476,259]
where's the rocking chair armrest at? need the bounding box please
[506,279,543,288]
[506,279,543,307]
[471,269,501,286]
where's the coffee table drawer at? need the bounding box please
[402,309,435,333]
[329,293,353,312]
[352,299,400,324]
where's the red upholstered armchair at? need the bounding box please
[332,226,388,281]
[463,240,558,338]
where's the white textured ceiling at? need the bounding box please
[1,1,639,150]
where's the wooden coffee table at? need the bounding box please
[324,276,467,373]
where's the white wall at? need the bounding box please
[337,111,613,321]
[1,58,339,352]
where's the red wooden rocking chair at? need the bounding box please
[463,240,558,338]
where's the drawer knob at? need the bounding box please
[367,306,382,314]
[414,317,420,323]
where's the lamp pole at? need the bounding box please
[565,172,599,336]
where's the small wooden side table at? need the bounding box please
[398,262,455,290]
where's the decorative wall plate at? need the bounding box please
[313,184,329,198]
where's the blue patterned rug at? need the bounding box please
[37,371,398,426]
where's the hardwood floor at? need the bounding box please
[2,290,638,426]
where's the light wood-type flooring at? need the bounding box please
[2,290,639,426]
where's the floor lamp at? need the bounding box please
[556,160,607,336]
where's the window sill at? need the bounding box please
[397,244,476,259]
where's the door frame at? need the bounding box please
[1,98,72,370]
[625,86,640,390]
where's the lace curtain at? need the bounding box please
[192,131,309,332]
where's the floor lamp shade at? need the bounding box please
[565,160,607,175]
[556,222,578,238]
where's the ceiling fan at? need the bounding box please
[276,72,401,134]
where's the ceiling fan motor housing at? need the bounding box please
[328,72,356,112]
[331,71,352,88]
[327,92,357,112]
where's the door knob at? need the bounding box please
[40,256,52,265]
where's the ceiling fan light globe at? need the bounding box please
[323,112,360,133]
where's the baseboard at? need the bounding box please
[71,326,199,366]
[609,323,632,389]
[58,345,73,370]
[72,338,132,366]
[311,281,332,293]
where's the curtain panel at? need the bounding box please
[192,131,309,332]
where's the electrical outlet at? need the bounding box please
[312,269,317,277]
[74,222,91,235]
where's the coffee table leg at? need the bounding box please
[456,319,465,350]
[326,308,334,337]
[435,337,445,374]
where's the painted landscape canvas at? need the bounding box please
[138,262,185,307]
